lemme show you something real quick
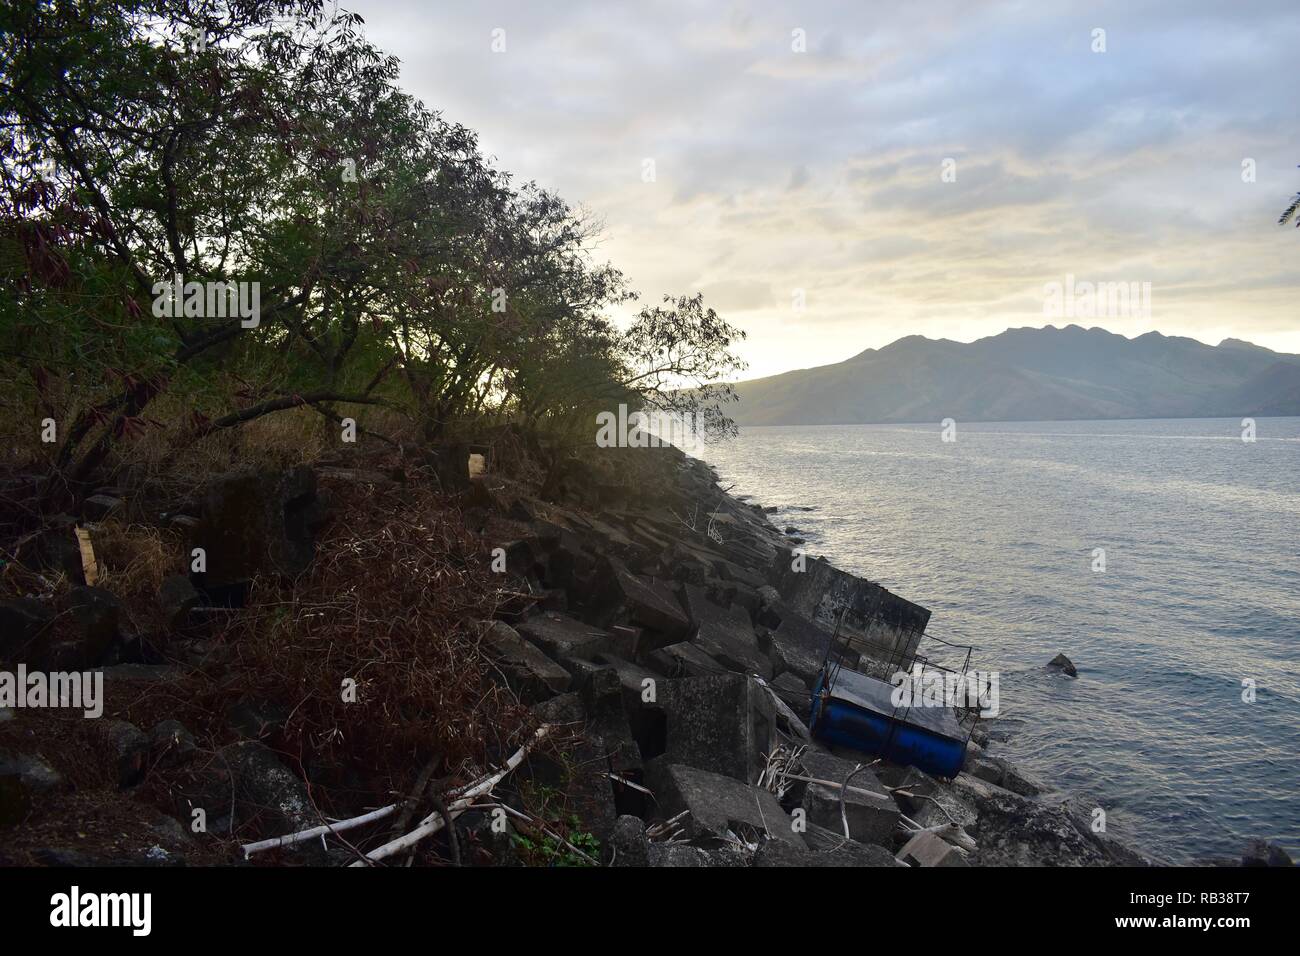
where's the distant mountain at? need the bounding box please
[730,325,1300,425]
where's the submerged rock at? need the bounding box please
[1046,653,1077,677]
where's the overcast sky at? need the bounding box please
[347,0,1300,379]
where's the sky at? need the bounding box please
[346,0,1300,380]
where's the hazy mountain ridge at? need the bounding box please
[731,325,1300,425]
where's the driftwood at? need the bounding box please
[349,724,553,866]
[241,803,400,858]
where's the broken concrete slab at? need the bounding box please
[798,749,900,848]
[606,562,691,644]
[646,761,804,847]
[770,556,929,665]
[644,641,725,679]
[656,674,776,784]
[681,584,771,678]
[898,830,969,867]
[515,612,623,663]
[480,621,570,702]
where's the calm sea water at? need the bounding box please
[700,417,1299,863]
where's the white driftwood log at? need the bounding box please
[349,724,553,866]
[241,803,400,858]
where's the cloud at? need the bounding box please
[346,0,1300,375]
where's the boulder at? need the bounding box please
[149,719,198,769]
[522,695,620,844]
[0,751,65,825]
[90,719,149,788]
[1241,839,1293,867]
[480,621,570,702]
[646,761,804,847]
[1046,653,1077,677]
[768,612,833,686]
[646,843,711,867]
[608,815,650,867]
[216,740,315,838]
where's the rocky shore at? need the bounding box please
[1,438,1290,867]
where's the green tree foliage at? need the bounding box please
[0,0,744,496]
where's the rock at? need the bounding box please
[657,674,777,784]
[755,827,897,867]
[798,749,900,848]
[608,815,650,867]
[47,585,121,668]
[0,751,65,824]
[681,584,771,678]
[949,771,1120,866]
[1241,839,1293,867]
[158,575,201,629]
[0,597,53,664]
[647,843,711,867]
[646,761,804,847]
[480,621,570,702]
[1046,653,1077,677]
[515,612,622,664]
[90,719,149,787]
[149,719,198,769]
[192,466,326,591]
[898,830,969,867]
[964,751,1048,797]
[216,740,315,838]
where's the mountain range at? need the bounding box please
[729,325,1300,426]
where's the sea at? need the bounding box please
[699,416,1300,863]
